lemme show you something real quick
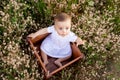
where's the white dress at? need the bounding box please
[40,25,77,58]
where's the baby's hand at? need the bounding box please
[76,41,84,46]
[80,40,86,45]
[76,38,86,46]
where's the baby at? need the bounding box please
[28,13,85,67]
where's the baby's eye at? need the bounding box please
[66,27,69,30]
[59,27,62,30]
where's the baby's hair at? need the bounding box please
[54,13,71,21]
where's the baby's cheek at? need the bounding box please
[67,30,70,33]
[57,31,62,35]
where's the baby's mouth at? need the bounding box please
[60,34,67,37]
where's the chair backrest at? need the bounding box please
[27,33,82,59]
[30,33,50,44]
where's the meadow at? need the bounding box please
[0,0,120,80]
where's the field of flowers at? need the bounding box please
[0,0,120,80]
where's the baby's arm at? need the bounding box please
[28,28,48,39]
[75,37,85,46]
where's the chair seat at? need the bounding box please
[27,33,84,79]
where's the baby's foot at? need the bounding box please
[44,61,48,66]
[54,61,62,67]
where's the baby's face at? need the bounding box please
[55,19,71,37]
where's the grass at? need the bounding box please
[0,0,120,80]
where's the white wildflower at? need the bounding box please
[0,11,5,16]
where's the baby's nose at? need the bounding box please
[63,28,67,32]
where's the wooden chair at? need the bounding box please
[27,33,84,79]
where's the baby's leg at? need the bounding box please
[41,50,48,66]
[54,55,71,67]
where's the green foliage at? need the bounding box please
[88,0,94,6]
[0,27,6,44]
[105,42,113,51]
[0,27,5,35]
[112,16,120,35]
[0,61,18,80]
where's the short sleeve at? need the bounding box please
[47,25,54,33]
[69,32,77,42]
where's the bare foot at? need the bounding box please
[44,61,48,66]
[54,61,62,67]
